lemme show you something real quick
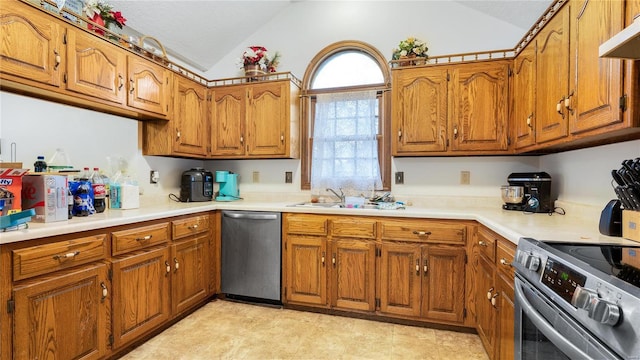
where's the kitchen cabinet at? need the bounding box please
[511,40,537,150]
[143,75,208,157]
[533,0,628,147]
[13,263,109,360]
[392,60,510,155]
[473,225,516,360]
[0,0,62,88]
[127,55,171,117]
[170,214,212,315]
[210,78,300,159]
[379,219,467,324]
[65,27,127,106]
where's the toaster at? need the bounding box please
[179,168,213,202]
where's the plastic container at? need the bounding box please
[33,156,47,172]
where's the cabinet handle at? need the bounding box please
[177,130,181,139]
[332,253,336,267]
[281,133,284,143]
[453,126,458,139]
[478,240,487,247]
[500,258,512,267]
[135,235,152,242]
[174,258,179,271]
[118,74,124,90]
[321,251,325,266]
[564,90,575,115]
[556,98,565,119]
[491,293,499,307]
[415,259,420,275]
[412,230,431,236]
[187,224,199,230]
[487,287,494,300]
[52,251,79,260]
[526,113,533,128]
[100,282,108,302]
[398,129,402,140]
[423,259,428,274]
[165,261,171,275]
[54,49,60,70]
[240,136,244,144]
[129,79,135,94]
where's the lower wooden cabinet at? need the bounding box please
[283,213,469,327]
[12,263,109,360]
[171,234,211,314]
[474,225,516,360]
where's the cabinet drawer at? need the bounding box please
[172,214,210,240]
[380,220,466,245]
[331,218,376,238]
[112,222,169,255]
[285,214,328,235]
[13,234,108,281]
[496,239,516,282]
[476,227,497,262]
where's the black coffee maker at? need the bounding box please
[180,168,214,202]
[503,172,554,213]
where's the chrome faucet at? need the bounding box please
[326,188,345,203]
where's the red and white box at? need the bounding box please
[22,174,69,222]
[0,168,29,214]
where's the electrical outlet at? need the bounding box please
[395,171,404,184]
[252,171,260,183]
[285,171,293,183]
[150,170,159,184]
[460,171,471,185]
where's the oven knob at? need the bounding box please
[589,299,621,326]
[524,254,540,271]
[571,286,598,310]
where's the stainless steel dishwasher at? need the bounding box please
[221,210,281,302]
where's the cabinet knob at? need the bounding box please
[423,259,428,274]
[165,261,171,274]
[500,258,512,267]
[332,253,336,267]
[526,113,533,128]
[415,259,420,275]
[100,282,108,302]
[564,91,575,115]
[478,240,487,247]
[321,251,325,266]
[174,258,179,271]
[187,224,198,230]
[487,287,494,300]
[453,126,459,139]
[556,98,565,119]
[491,293,499,307]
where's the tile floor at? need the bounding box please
[119,300,489,360]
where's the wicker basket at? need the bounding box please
[138,35,169,64]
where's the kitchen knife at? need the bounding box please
[614,186,634,210]
[623,185,640,210]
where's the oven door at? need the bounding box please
[514,275,621,360]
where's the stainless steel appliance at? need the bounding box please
[179,168,213,202]
[221,210,281,302]
[503,172,554,213]
[514,237,640,359]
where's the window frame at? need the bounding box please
[300,40,392,191]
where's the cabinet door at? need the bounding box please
[284,235,327,306]
[173,76,208,156]
[210,86,246,156]
[536,5,570,144]
[65,28,127,105]
[247,81,289,157]
[329,239,376,312]
[475,255,497,360]
[391,67,448,154]
[0,2,62,87]
[569,0,625,134]
[127,56,170,116]
[171,234,210,315]
[496,273,515,360]
[421,246,466,323]
[450,61,509,152]
[111,246,171,349]
[379,242,421,317]
[511,41,537,150]
[13,263,108,360]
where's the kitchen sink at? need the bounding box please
[287,202,383,210]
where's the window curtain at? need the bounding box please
[311,90,382,194]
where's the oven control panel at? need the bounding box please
[541,257,587,305]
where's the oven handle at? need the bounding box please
[514,277,592,360]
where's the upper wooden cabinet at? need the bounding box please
[127,55,171,117]
[0,1,62,88]
[143,75,208,157]
[510,40,537,150]
[210,78,300,159]
[392,60,510,156]
[65,28,127,106]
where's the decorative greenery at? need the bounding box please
[83,0,126,36]
[392,37,428,60]
[240,46,281,73]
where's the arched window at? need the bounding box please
[301,41,391,194]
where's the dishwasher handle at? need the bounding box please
[223,212,279,220]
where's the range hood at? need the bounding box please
[599,15,640,59]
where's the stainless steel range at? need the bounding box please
[514,237,640,359]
